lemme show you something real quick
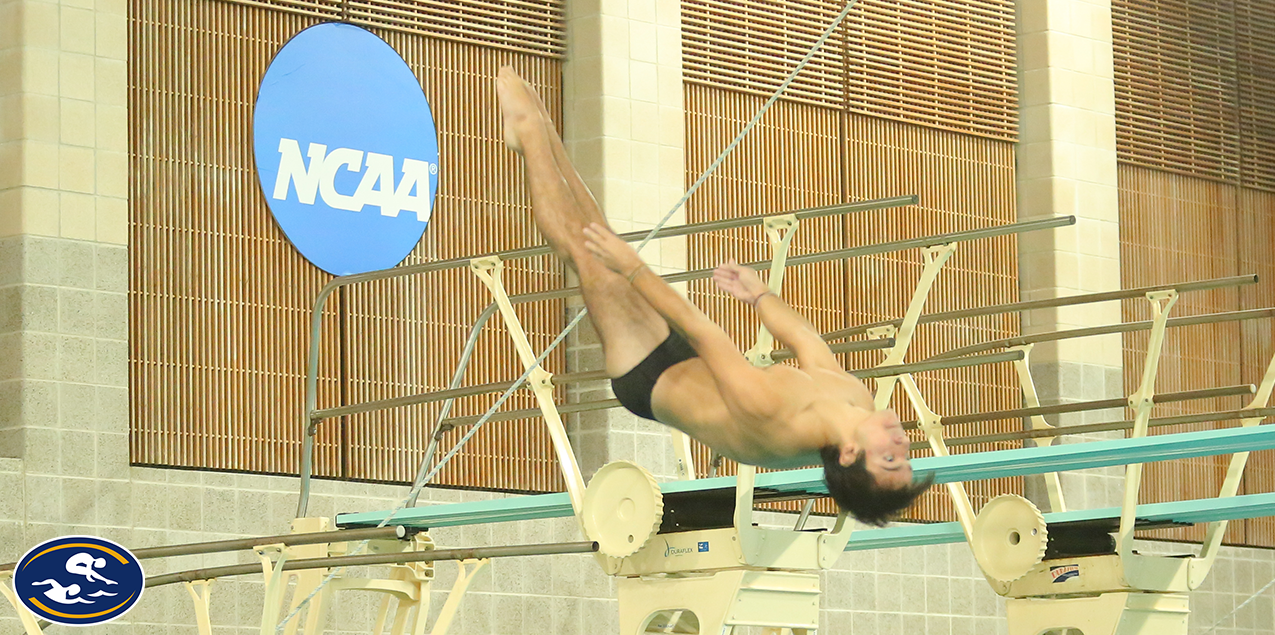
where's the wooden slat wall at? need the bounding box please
[1237,188,1275,545]
[1119,165,1275,546]
[682,0,846,107]
[218,0,565,57]
[340,44,566,489]
[844,0,1017,141]
[1235,0,1275,191]
[683,0,1018,140]
[1115,0,1275,547]
[1112,0,1240,181]
[684,85,1021,521]
[131,0,566,493]
[1119,165,1244,543]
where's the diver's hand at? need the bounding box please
[582,223,644,279]
[713,260,770,305]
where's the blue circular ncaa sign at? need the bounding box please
[254,23,440,276]
[12,535,145,625]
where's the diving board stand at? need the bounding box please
[337,424,1275,530]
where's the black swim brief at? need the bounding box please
[612,330,700,421]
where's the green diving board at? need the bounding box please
[845,492,1275,551]
[337,424,1275,530]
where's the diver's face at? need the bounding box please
[848,409,913,488]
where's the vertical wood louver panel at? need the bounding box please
[1119,165,1244,544]
[1118,165,1275,548]
[131,0,344,476]
[1235,0,1275,191]
[843,112,1021,523]
[131,0,566,494]
[1237,188,1275,546]
[1112,0,1240,181]
[684,85,1021,521]
[844,0,1017,141]
[339,39,566,490]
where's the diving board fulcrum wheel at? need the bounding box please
[972,494,1048,584]
[582,461,664,558]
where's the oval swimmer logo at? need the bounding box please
[12,535,144,625]
[253,22,440,276]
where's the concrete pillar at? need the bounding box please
[561,0,686,479]
[0,0,131,534]
[1016,0,1124,510]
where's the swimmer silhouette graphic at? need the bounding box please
[11,536,143,625]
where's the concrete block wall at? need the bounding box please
[560,0,686,482]
[1016,0,1126,513]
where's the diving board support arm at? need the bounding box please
[0,571,46,634]
[745,213,799,367]
[185,580,215,635]
[1117,290,1178,559]
[1010,344,1066,513]
[898,373,978,540]
[470,256,586,516]
[1191,347,1275,586]
[430,559,487,635]
[873,244,956,408]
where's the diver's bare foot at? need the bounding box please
[496,66,542,154]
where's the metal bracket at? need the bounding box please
[430,558,488,635]
[897,374,978,542]
[470,256,587,516]
[255,543,293,634]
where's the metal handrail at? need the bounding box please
[933,407,1275,450]
[817,274,1258,343]
[297,213,1075,516]
[145,541,598,588]
[933,307,1275,360]
[429,350,1026,431]
[900,384,1257,431]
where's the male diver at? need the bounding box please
[496,67,929,525]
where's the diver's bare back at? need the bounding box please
[650,357,855,469]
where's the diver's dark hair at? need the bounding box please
[820,446,933,526]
